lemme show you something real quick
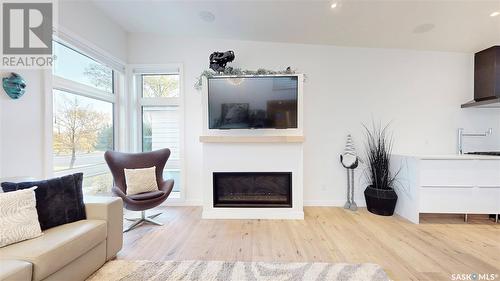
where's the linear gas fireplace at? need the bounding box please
[213,172,292,208]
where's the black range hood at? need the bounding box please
[462,46,500,108]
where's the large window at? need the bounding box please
[52,41,117,195]
[140,73,182,198]
[53,42,113,93]
[142,74,179,98]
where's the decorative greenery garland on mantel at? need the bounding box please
[194,67,302,90]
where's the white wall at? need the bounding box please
[0,1,127,179]
[0,70,47,179]
[58,0,128,62]
[1,12,498,206]
[128,34,500,205]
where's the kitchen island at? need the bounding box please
[391,154,500,223]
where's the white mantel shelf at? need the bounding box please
[199,135,305,143]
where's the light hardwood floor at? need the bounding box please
[118,207,500,281]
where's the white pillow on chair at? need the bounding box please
[0,187,42,247]
[124,167,159,195]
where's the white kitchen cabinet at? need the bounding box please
[391,155,500,224]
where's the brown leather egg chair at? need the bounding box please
[104,148,174,232]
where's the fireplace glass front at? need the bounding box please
[213,172,292,208]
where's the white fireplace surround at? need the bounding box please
[200,75,305,219]
[201,143,304,219]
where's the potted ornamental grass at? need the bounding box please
[362,122,399,216]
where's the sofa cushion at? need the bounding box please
[0,220,106,281]
[0,187,42,247]
[1,173,86,230]
[0,260,32,281]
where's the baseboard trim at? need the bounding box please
[163,199,366,208]
[162,200,203,206]
[304,199,366,207]
[202,210,304,220]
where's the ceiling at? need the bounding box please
[91,0,500,53]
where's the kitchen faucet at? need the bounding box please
[457,128,493,154]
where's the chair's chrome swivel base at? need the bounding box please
[124,211,162,232]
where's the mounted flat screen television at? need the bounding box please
[208,76,298,129]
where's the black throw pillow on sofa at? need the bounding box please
[1,173,86,230]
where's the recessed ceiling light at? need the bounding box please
[330,2,338,9]
[490,11,500,17]
[199,11,215,22]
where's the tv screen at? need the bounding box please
[208,76,298,129]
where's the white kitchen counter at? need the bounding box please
[395,153,500,160]
[390,154,500,224]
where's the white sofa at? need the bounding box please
[0,197,123,281]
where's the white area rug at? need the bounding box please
[87,260,389,281]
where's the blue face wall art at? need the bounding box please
[2,73,27,99]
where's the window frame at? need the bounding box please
[46,38,125,194]
[131,64,185,202]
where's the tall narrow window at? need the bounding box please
[140,73,182,198]
[52,41,117,195]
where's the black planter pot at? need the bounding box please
[364,185,398,216]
